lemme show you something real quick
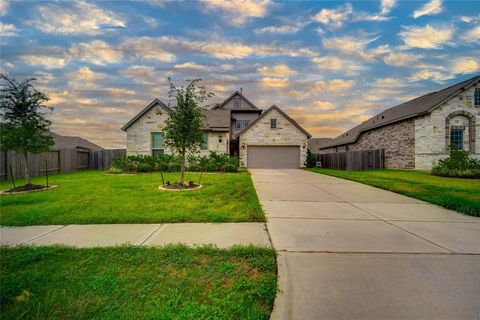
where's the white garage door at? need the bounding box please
[247,146,300,168]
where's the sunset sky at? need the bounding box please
[1,0,479,148]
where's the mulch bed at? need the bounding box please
[5,184,47,192]
[159,183,202,192]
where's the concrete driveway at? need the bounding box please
[251,169,480,320]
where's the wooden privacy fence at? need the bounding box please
[0,148,126,181]
[316,149,385,171]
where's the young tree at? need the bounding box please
[164,79,213,185]
[0,75,54,187]
[305,149,317,168]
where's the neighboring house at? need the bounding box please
[308,138,333,154]
[319,76,480,170]
[49,132,104,151]
[121,91,311,168]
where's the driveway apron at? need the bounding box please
[251,169,480,320]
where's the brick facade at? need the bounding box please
[320,120,415,168]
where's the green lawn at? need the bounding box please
[0,170,264,226]
[0,245,277,320]
[308,168,480,217]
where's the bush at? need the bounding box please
[431,146,480,178]
[107,167,123,174]
[305,149,316,168]
[110,152,238,173]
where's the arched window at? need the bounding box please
[475,88,480,106]
[445,111,476,153]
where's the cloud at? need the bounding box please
[380,0,397,15]
[105,87,136,98]
[371,78,405,88]
[27,1,125,35]
[399,24,454,49]
[70,67,105,81]
[69,40,123,65]
[313,3,352,29]
[254,22,306,34]
[314,79,356,92]
[257,64,296,77]
[312,56,365,75]
[120,36,314,60]
[462,26,480,43]
[313,101,336,110]
[0,22,18,36]
[450,58,479,74]
[409,70,449,82]
[383,51,421,66]
[174,62,210,71]
[0,0,9,15]
[413,0,443,19]
[258,77,290,88]
[20,55,66,69]
[120,65,155,79]
[322,36,390,61]
[204,0,271,26]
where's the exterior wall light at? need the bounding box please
[242,143,246,149]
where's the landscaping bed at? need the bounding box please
[308,168,480,217]
[0,170,264,226]
[0,245,277,320]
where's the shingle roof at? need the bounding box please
[236,105,312,138]
[321,75,480,149]
[121,98,231,132]
[203,109,230,131]
[49,132,104,150]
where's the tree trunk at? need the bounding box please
[180,149,186,186]
[160,168,165,186]
[24,152,30,188]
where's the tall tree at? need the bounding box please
[0,75,54,187]
[164,79,213,185]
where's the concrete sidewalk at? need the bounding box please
[250,169,480,320]
[0,222,271,248]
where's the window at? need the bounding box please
[475,88,480,106]
[270,119,277,129]
[243,120,250,128]
[151,132,165,156]
[201,132,209,150]
[235,120,242,130]
[234,98,241,108]
[450,129,464,150]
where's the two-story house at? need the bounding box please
[121,91,311,168]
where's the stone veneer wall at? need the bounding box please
[126,105,228,156]
[414,85,480,170]
[238,108,308,167]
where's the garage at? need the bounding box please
[247,145,300,168]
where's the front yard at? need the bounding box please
[1,245,277,320]
[308,168,480,216]
[0,170,264,226]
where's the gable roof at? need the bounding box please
[49,132,104,150]
[213,91,260,111]
[121,99,172,131]
[321,75,480,149]
[308,138,333,151]
[236,105,312,138]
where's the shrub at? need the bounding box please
[107,167,123,174]
[431,146,480,178]
[305,149,316,168]
[111,152,238,173]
